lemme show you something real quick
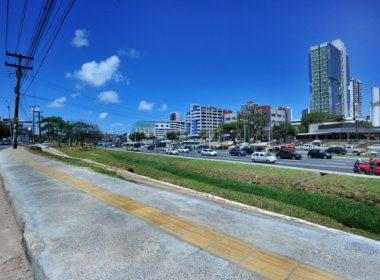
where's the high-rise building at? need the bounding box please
[302,108,310,118]
[169,112,181,122]
[309,39,350,117]
[185,104,223,137]
[348,79,363,119]
[371,87,380,127]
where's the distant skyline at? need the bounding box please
[1,0,380,133]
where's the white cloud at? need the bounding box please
[72,29,89,47]
[48,97,67,108]
[117,48,140,59]
[70,55,121,87]
[71,93,80,98]
[99,112,108,120]
[98,90,120,104]
[159,103,168,111]
[138,100,154,112]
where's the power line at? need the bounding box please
[23,0,75,92]
[16,0,29,52]
[5,0,9,51]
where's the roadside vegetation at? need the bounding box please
[33,146,380,240]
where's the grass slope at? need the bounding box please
[47,147,380,240]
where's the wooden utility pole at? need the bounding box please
[5,52,33,149]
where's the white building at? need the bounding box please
[186,104,223,137]
[371,87,380,127]
[155,121,186,140]
[270,107,292,125]
[133,121,156,138]
[223,112,237,123]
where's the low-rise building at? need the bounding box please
[155,121,186,140]
[223,111,237,123]
[133,121,156,138]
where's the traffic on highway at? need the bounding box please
[118,142,380,175]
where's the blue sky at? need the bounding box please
[1,0,380,133]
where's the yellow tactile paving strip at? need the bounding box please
[16,152,340,280]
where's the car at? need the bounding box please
[251,152,276,163]
[345,145,365,156]
[307,149,332,159]
[201,149,218,156]
[276,150,302,160]
[368,150,380,158]
[146,145,155,150]
[165,148,179,155]
[229,147,246,156]
[354,159,380,175]
[178,147,190,153]
[325,146,346,155]
[368,144,380,150]
[240,146,255,155]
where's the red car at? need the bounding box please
[354,160,380,175]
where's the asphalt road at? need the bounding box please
[142,149,357,174]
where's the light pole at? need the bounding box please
[1,98,12,140]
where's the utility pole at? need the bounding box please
[29,106,40,143]
[37,110,42,142]
[5,52,33,149]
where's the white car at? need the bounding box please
[201,149,218,156]
[368,144,380,151]
[165,148,179,155]
[178,147,190,153]
[251,152,277,163]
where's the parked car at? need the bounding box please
[251,152,277,163]
[307,149,332,159]
[165,148,179,155]
[178,147,190,153]
[325,146,347,155]
[267,146,281,153]
[345,145,365,156]
[229,147,247,156]
[368,144,380,150]
[368,150,380,158]
[354,159,380,175]
[276,150,302,160]
[201,149,218,156]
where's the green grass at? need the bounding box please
[43,146,380,240]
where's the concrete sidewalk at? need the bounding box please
[0,148,379,279]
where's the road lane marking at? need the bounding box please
[16,151,340,280]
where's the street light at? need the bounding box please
[0,98,12,140]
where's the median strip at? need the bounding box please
[15,151,340,280]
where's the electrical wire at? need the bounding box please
[16,0,29,52]
[23,0,75,92]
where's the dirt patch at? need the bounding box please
[0,175,33,279]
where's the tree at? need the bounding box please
[0,121,10,138]
[238,108,270,142]
[199,129,207,140]
[72,121,102,146]
[273,123,297,143]
[129,132,145,142]
[300,112,341,132]
[166,131,179,141]
[39,116,66,145]
[218,122,244,142]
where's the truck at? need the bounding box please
[345,145,366,156]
